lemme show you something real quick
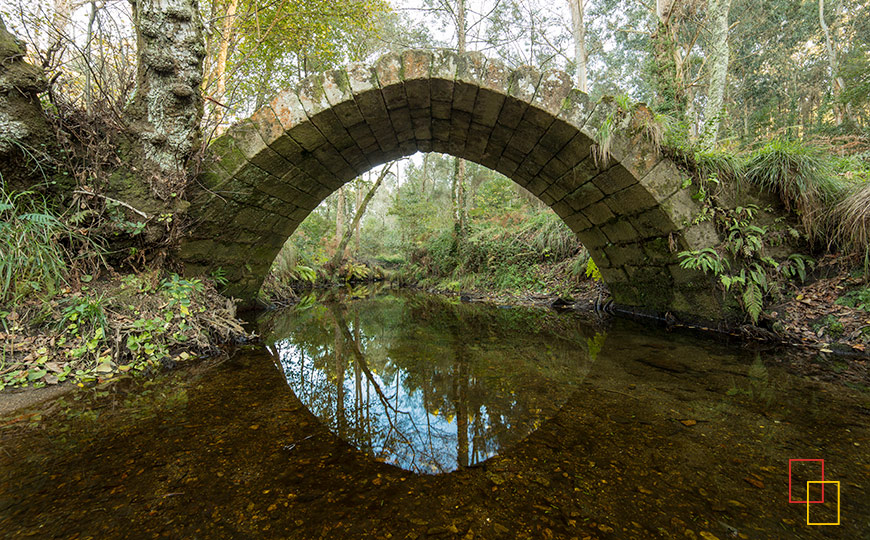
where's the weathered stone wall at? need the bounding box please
[0,17,56,191]
[181,50,725,320]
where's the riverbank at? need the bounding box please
[0,269,252,397]
[279,262,870,361]
[3,262,868,419]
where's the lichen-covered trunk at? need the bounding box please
[0,17,64,192]
[701,0,731,148]
[128,0,205,179]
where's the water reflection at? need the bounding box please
[263,293,602,473]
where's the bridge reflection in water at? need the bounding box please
[264,291,601,473]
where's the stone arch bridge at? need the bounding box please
[179,50,722,320]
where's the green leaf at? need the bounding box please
[27,369,47,381]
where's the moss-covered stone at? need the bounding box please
[0,17,60,193]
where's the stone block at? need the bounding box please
[429,50,458,103]
[591,164,637,195]
[546,155,597,202]
[248,104,286,148]
[247,143,294,179]
[374,52,405,108]
[565,181,604,212]
[479,123,513,169]
[641,236,675,265]
[680,221,720,250]
[495,153,521,179]
[562,212,592,233]
[453,52,485,113]
[538,191,556,205]
[659,189,701,230]
[197,162,233,192]
[463,122,491,163]
[607,128,663,181]
[526,177,550,197]
[608,282,642,306]
[505,118,546,155]
[539,157,572,188]
[402,49,434,84]
[209,131,251,177]
[603,182,657,217]
[550,200,573,219]
[633,208,678,238]
[601,219,638,244]
[496,95,529,131]
[640,159,683,202]
[269,89,309,132]
[471,87,506,128]
[577,228,608,250]
[580,96,618,142]
[584,201,615,225]
[321,68,363,123]
[604,242,644,267]
[557,89,595,130]
[507,65,542,105]
[530,69,573,120]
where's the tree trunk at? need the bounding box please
[454,0,468,235]
[129,0,205,178]
[335,185,345,251]
[818,0,853,126]
[329,164,392,270]
[657,0,675,21]
[49,0,72,64]
[334,316,346,437]
[84,1,98,113]
[455,157,467,231]
[215,0,239,99]
[701,0,731,148]
[568,0,587,92]
[355,183,363,254]
[421,153,429,195]
[650,0,685,116]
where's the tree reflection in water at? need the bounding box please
[264,292,604,473]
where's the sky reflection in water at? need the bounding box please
[266,293,602,473]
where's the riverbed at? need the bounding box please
[1,290,868,538]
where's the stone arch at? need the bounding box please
[180,50,722,319]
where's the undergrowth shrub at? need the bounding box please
[0,189,104,306]
[833,182,870,274]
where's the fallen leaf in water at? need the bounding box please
[744,477,765,489]
[680,419,697,426]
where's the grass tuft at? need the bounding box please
[833,181,870,275]
[744,138,845,242]
[0,190,104,306]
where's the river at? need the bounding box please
[1,289,868,538]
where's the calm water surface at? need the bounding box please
[1,290,868,539]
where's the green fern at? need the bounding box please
[585,258,602,282]
[742,282,764,324]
